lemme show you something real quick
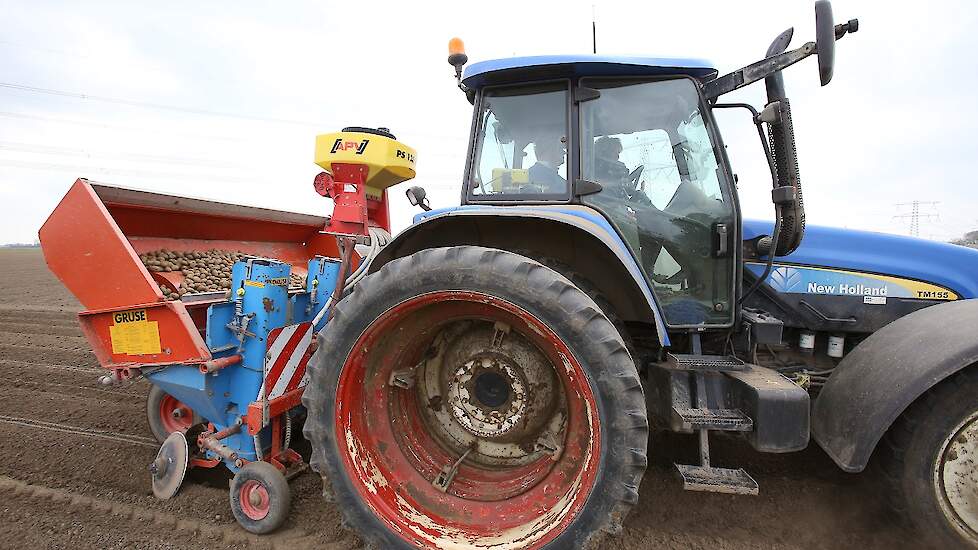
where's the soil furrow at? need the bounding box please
[0,384,148,435]
[0,343,99,367]
[0,321,83,337]
[0,415,158,447]
[0,332,91,350]
[0,357,102,374]
[9,379,143,403]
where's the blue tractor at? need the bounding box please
[302,3,977,548]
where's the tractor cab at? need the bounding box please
[458,57,740,327]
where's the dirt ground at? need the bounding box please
[0,248,918,549]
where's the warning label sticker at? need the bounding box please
[109,309,161,355]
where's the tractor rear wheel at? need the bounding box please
[303,246,648,549]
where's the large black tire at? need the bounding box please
[229,461,291,534]
[146,385,201,444]
[880,367,978,549]
[302,246,648,549]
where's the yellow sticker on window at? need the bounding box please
[109,309,161,355]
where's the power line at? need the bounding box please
[0,39,91,60]
[0,105,463,148]
[0,83,463,140]
[0,140,238,169]
[0,111,252,143]
[0,82,329,127]
[0,158,281,185]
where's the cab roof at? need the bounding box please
[461,55,718,89]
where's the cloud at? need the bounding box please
[0,0,976,245]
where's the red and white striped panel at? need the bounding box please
[259,322,313,401]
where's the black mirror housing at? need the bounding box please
[815,1,836,86]
[406,186,431,212]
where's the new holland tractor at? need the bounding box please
[298,3,977,549]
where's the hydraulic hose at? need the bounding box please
[311,226,391,327]
[741,211,782,304]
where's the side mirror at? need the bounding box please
[815,1,835,86]
[406,186,431,212]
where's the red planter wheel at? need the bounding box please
[146,385,199,443]
[229,461,290,534]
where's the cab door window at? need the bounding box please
[580,77,736,326]
[470,82,570,200]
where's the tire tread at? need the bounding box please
[302,246,648,549]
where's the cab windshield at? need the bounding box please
[580,77,735,326]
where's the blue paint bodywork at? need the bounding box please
[744,219,978,299]
[146,256,340,471]
[411,210,978,336]
[461,55,717,88]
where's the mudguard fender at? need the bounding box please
[370,205,670,346]
[812,299,978,472]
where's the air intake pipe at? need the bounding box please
[757,28,806,258]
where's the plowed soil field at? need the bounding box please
[0,248,914,549]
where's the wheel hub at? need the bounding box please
[159,395,194,433]
[474,370,510,408]
[417,323,564,468]
[448,356,526,438]
[239,480,270,520]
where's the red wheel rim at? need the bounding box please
[158,394,194,434]
[334,291,601,549]
[239,480,271,520]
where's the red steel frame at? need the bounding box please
[39,178,342,374]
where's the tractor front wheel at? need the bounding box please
[882,368,978,548]
[303,246,648,549]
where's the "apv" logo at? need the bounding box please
[330,138,369,154]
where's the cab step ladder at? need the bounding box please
[672,333,759,496]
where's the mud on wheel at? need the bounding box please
[303,246,648,549]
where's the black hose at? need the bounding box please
[740,210,781,304]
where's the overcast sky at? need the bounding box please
[1,0,975,245]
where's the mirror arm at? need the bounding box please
[713,102,779,188]
[704,42,816,100]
